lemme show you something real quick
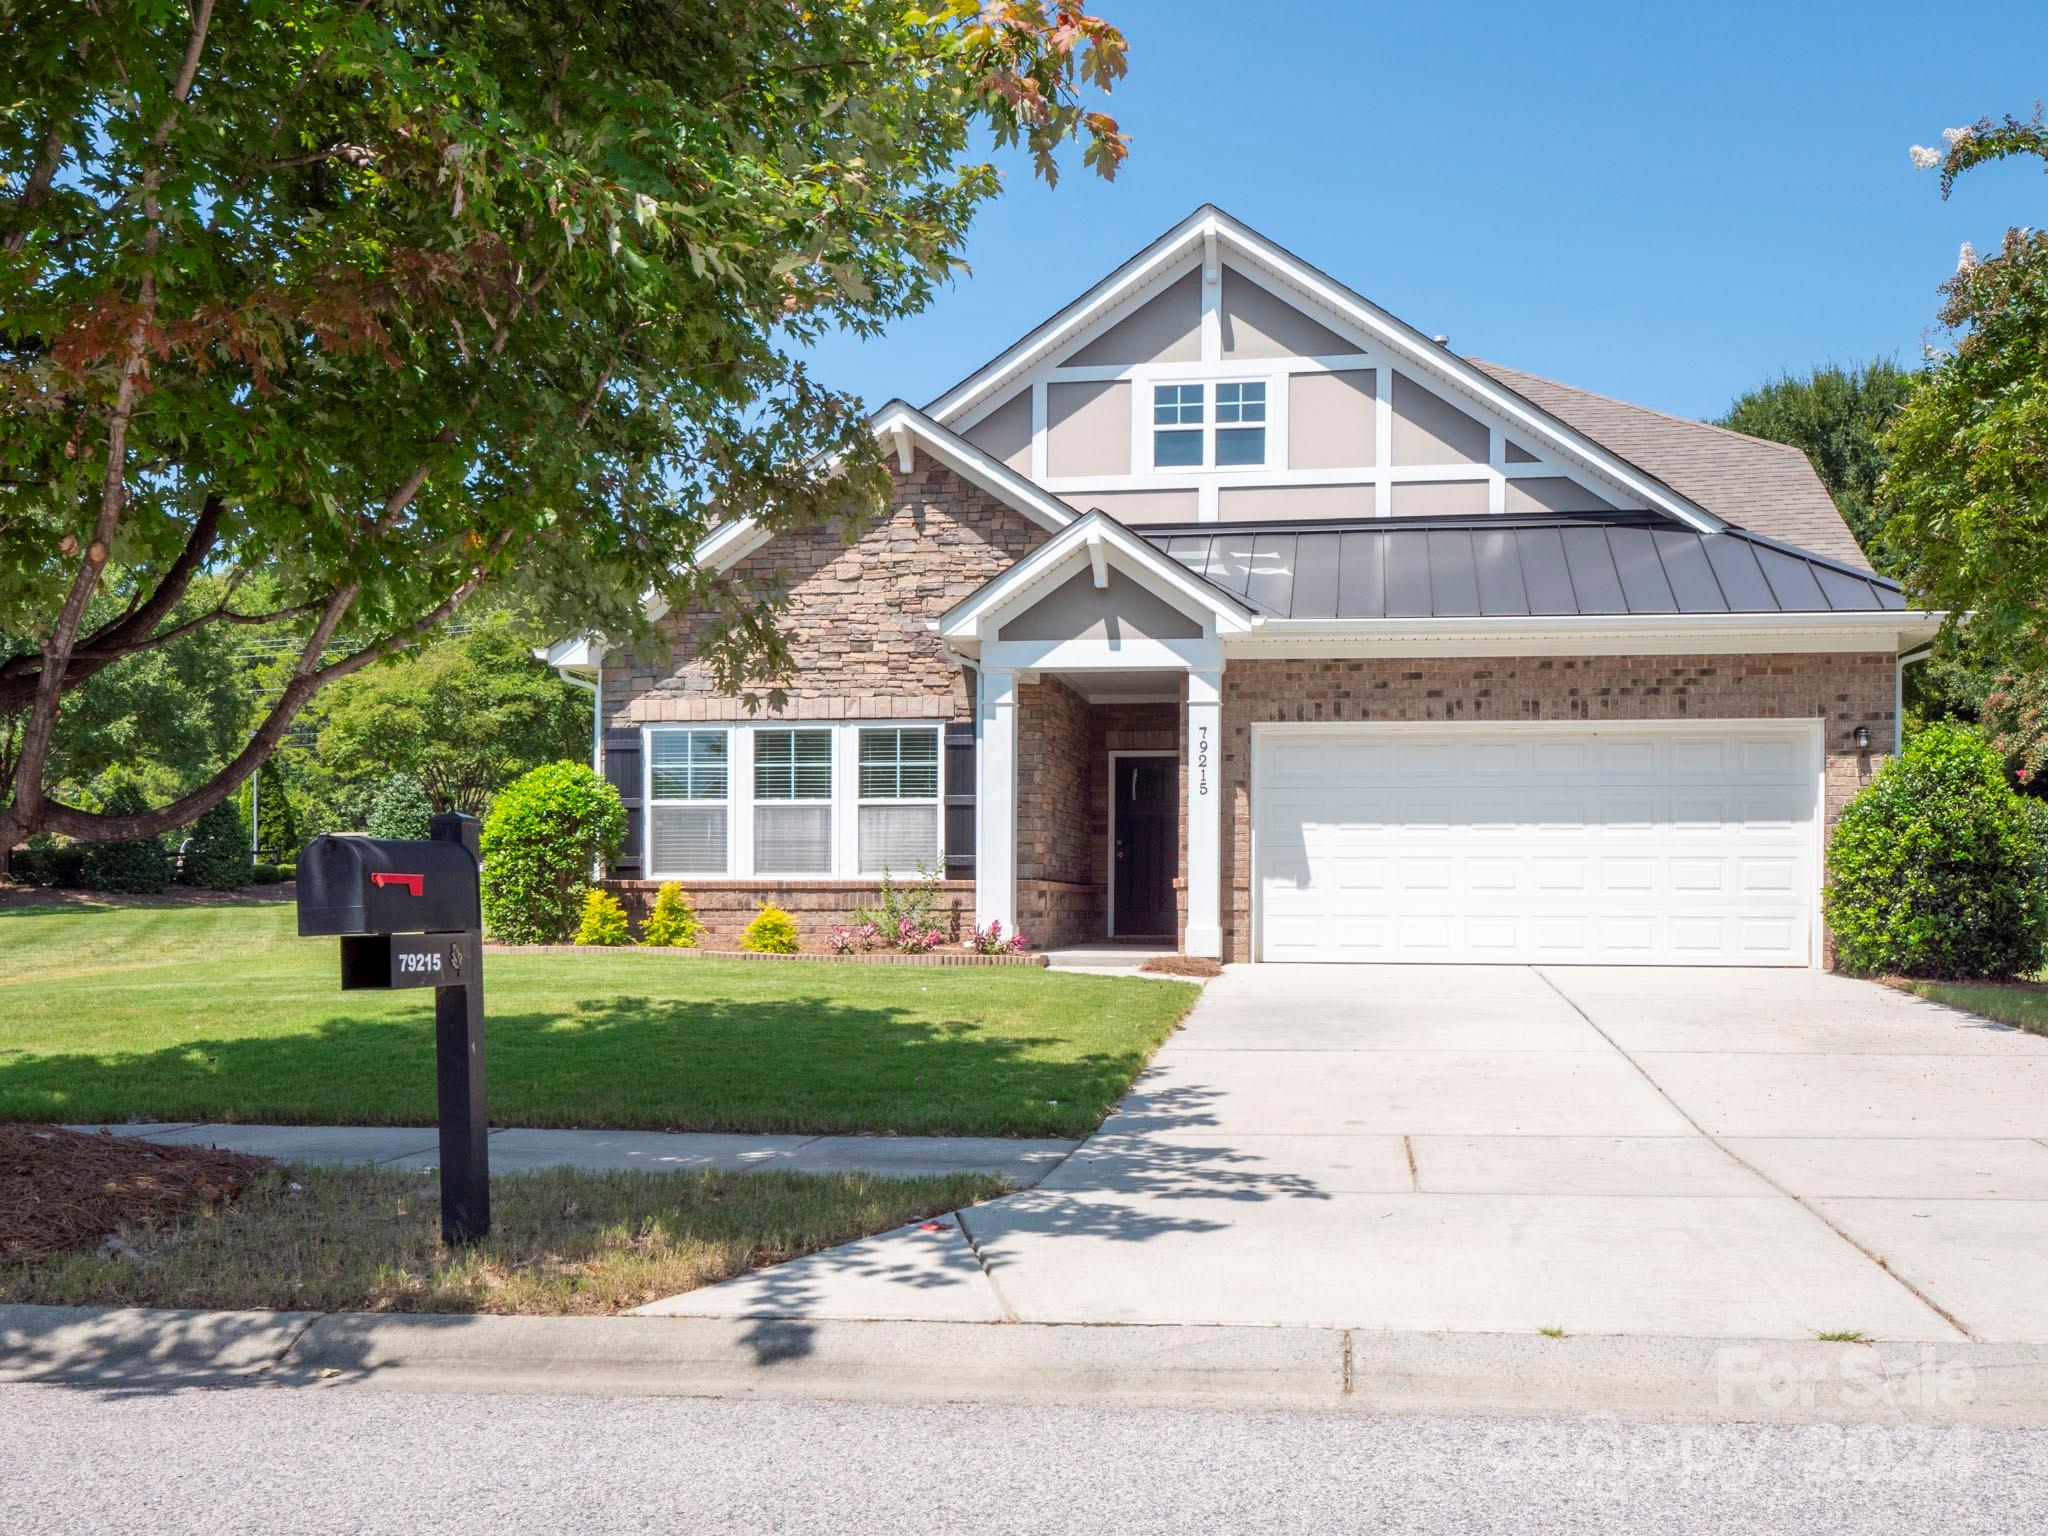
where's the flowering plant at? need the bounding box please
[966,919,1030,955]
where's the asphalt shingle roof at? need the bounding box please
[1469,360,1872,570]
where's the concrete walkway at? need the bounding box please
[66,1122,1076,1185]
[644,965,2048,1342]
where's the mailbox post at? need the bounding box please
[296,812,490,1244]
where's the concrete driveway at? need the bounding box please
[648,966,2048,1342]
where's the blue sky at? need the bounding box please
[796,0,2048,423]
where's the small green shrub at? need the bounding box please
[276,862,296,883]
[179,800,251,890]
[250,861,282,885]
[478,761,626,944]
[6,836,86,887]
[79,785,173,895]
[641,882,705,948]
[850,860,947,938]
[572,888,632,946]
[364,774,434,841]
[1825,721,2048,979]
[740,904,800,954]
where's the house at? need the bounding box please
[544,206,1939,965]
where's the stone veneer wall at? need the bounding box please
[1016,677,1098,948]
[1213,654,1896,963]
[602,451,1046,726]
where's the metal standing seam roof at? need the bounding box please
[1139,516,1906,621]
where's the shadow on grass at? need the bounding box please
[0,991,1158,1140]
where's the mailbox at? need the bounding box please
[296,834,480,937]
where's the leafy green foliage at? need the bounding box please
[313,616,590,816]
[740,905,801,955]
[6,835,85,887]
[572,889,632,948]
[478,763,625,944]
[78,785,172,895]
[364,775,435,842]
[1825,723,2048,978]
[849,862,950,939]
[250,861,282,885]
[642,883,706,949]
[1,2,1127,850]
[178,800,250,891]
[1717,361,1916,566]
[1885,111,2048,662]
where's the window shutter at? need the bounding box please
[944,721,975,880]
[603,728,644,878]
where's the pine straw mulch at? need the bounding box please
[1139,955,1224,979]
[1,1125,272,1264]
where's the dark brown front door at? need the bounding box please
[1112,755,1177,938]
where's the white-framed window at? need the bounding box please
[752,727,834,874]
[647,729,729,874]
[857,726,941,874]
[1149,380,1269,470]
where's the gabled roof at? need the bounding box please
[938,508,1258,641]
[1470,361,1871,570]
[924,204,1726,537]
[1140,514,1903,622]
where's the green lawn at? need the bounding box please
[1895,977,2048,1038]
[0,903,1196,1137]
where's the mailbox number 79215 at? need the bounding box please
[397,951,443,975]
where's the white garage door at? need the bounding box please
[1255,723,1818,966]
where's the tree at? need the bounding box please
[478,761,625,944]
[313,614,590,815]
[1717,361,1917,567]
[1885,112,2048,663]
[364,774,434,841]
[1,2,1128,850]
[178,798,250,889]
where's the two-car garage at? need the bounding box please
[1253,721,1821,966]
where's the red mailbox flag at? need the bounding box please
[370,872,425,896]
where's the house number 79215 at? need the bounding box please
[1195,723,1210,797]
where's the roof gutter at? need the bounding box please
[1227,609,1946,659]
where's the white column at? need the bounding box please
[1184,668,1223,958]
[975,668,1018,934]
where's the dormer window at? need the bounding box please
[1149,380,1269,470]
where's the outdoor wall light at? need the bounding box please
[1853,725,1872,750]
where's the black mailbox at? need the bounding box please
[296,834,480,937]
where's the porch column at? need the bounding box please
[974,667,1018,934]
[1184,668,1223,958]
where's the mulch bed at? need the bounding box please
[1140,955,1224,979]
[0,1125,272,1264]
[0,882,294,911]
[488,943,1048,966]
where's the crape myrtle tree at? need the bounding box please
[0,0,1127,848]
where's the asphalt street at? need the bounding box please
[3,1382,2043,1535]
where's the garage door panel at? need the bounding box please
[1256,725,1816,966]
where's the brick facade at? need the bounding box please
[602,452,1046,726]
[1213,653,1896,962]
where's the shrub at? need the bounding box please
[79,785,173,894]
[641,882,705,948]
[890,917,948,953]
[850,861,948,939]
[250,861,282,885]
[967,919,1031,955]
[276,862,297,883]
[1825,721,2048,979]
[740,904,800,954]
[572,888,632,946]
[364,773,434,841]
[179,800,251,890]
[829,920,881,956]
[478,762,626,944]
[6,836,86,887]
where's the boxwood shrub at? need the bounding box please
[179,800,252,890]
[478,761,625,944]
[1825,721,2048,978]
[79,785,173,895]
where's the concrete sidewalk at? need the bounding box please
[64,1122,1076,1186]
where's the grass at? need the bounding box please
[1815,1329,1871,1343]
[1892,977,2048,1038]
[0,902,1197,1138]
[0,1162,1004,1315]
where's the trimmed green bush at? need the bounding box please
[6,836,86,887]
[1825,721,2048,978]
[572,888,632,946]
[179,800,251,890]
[641,882,705,948]
[250,861,283,885]
[80,785,173,895]
[478,761,626,944]
[740,904,801,954]
[276,862,297,883]
[365,773,434,841]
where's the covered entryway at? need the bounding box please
[1255,721,1820,965]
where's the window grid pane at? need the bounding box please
[1215,381,1266,423]
[859,804,938,874]
[1154,429,1203,467]
[1152,382,1204,425]
[857,728,940,801]
[755,804,832,873]
[1216,426,1266,466]
[650,730,728,801]
[754,729,832,800]
[650,805,727,872]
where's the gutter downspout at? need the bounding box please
[1896,643,1934,754]
[553,663,603,880]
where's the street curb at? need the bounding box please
[6,1304,2048,1426]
